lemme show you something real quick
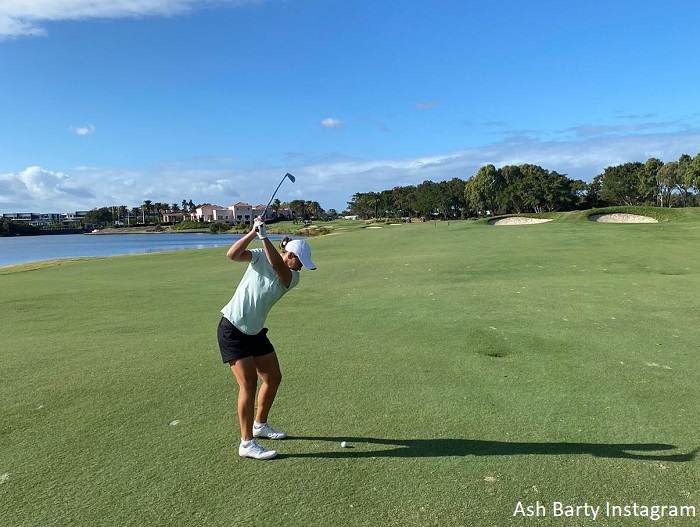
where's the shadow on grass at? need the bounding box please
[282,437,699,462]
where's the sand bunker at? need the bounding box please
[489,217,553,226]
[589,213,658,223]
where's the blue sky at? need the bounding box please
[1,0,699,214]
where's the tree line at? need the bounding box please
[10,151,699,230]
[346,152,700,219]
[81,198,340,226]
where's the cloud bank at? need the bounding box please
[2,128,699,214]
[0,0,261,39]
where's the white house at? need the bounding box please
[213,209,233,223]
[229,202,253,225]
[192,204,226,222]
[163,212,185,223]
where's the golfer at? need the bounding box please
[217,217,316,460]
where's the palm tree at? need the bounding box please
[117,205,128,224]
[272,198,281,218]
[142,200,152,223]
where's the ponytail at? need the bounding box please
[279,236,292,251]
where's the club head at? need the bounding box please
[286,173,296,183]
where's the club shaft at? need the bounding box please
[262,173,293,218]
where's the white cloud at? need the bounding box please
[70,124,95,136]
[2,128,699,214]
[0,0,262,39]
[415,100,441,111]
[0,166,96,210]
[320,118,343,129]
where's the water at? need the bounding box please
[0,232,287,268]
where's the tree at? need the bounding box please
[676,154,694,207]
[142,200,153,223]
[568,178,589,210]
[499,165,526,213]
[84,207,112,226]
[415,181,441,217]
[434,180,456,218]
[272,198,281,217]
[447,178,467,217]
[0,219,40,236]
[642,157,665,207]
[366,192,382,218]
[288,199,307,221]
[599,162,646,206]
[347,193,373,219]
[688,154,700,193]
[464,164,499,216]
[117,205,129,224]
[391,186,418,217]
[306,201,325,219]
[657,162,678,208]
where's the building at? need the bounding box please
[212,209,233,223]
[2,212,81,227]
[191,204,226,223]
[162,212,185,223]
[277,207,293,220]
[229,202,253,225]
[63,211,88,224]
[248,205,293,221]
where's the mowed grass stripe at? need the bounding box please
[1,217,699,526]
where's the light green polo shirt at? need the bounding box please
[221,248,299,335]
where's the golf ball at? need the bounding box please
[341,441,348,448]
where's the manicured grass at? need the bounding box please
[1,211,699,526]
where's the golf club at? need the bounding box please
[261,172,295,221]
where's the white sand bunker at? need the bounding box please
[589,213,657,223]
[489,217,553,226]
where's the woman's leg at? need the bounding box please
[229,357,258,441]
[253,352,282,424]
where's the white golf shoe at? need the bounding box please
[252,422,287,440]
[238,440,277,460]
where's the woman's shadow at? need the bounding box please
[281,436,698,462]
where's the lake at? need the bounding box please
[0,232,287,268]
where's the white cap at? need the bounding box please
[284,239,316,270]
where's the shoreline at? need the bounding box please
[86,226,206,235]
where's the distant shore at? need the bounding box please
[86,226,206,235]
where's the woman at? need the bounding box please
[217,217,316,460]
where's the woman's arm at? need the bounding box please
[226,228,257,262]
[260,237,293,287]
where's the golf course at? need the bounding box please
[2,207,699,526]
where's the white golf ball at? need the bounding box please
[341,441,348,448]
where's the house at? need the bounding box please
[228,202,253,225]
[2,212,63,227]
[162,212,185,223]
[277,208,293,220]
[251,204,270,221]
[248,205,293,221]
[192,204,226,223]
[213,209,233,223]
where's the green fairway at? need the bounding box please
[2,211,699,526]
